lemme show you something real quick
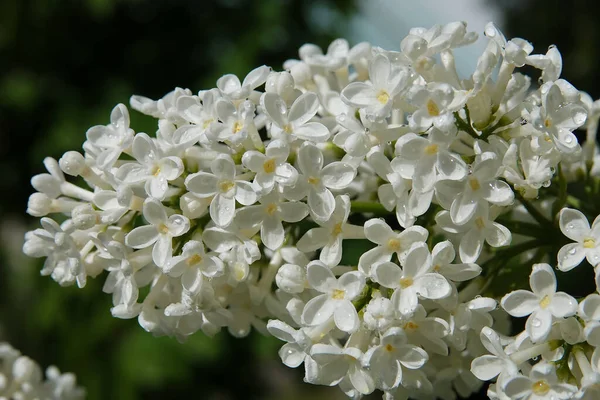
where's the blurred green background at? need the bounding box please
[0,0,598,399]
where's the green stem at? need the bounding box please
[454,111,479,139]
[514,191,554,229]
[350,201,389,216]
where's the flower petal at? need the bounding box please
[501,290,538,317]
[559,207,590,242]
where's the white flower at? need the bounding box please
[341,54,412,120]
[394,128,467,193]
[185,154,257,227]
[261,91,330,143]
[235,191,308,250]
[164,240,224,294]
[207,98,254,145]
[436,203,511,263]
[401,305,449,356]
[241,139,298,194]
[300,38,349,70]
[266,320,318,382]
[365,327,428,390]
[367,150,432,228]
[124,198,190,267]
[578,294,600,346]
[0,342,85,400]
[333,111,405,158]
[301,261,365,333]
[502,139,557,199]
[557,208,600,270]
[409,83,457,132]
[216,65,271,100]
[85,103,134,170]
[372,243,451,315]
[116,132,183,200]
[470,327,518,381]
[284,142,355,221]
[532,79,587,153]
[430,240,482,282]
[436,152,514,226]
[501,361,576,399]
[501,263,577,342]
[296,195,363,267]
[310,344,375,394]
[358,218,428,275]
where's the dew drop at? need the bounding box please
[548,44,556,50]
[573,111,587,125]
[532,356,539,361]
[568,248,577,255]
[532,318,542,327]
[564,135,574,144]
[276,100,287,115]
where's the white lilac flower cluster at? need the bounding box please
[22,20,600,399]
[0,342,84,399]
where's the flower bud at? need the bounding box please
[275,264,305,294]
[72,203,97,230]
[59,151,86,177]
[27,192,52,217]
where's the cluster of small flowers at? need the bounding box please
[0,342,84,399]
[472,209,600,400]
[22,20,600,399]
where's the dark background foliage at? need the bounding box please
[0,0,597,399]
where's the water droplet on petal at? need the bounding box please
[276,100,287,115]
[532,318,542,327]
[568,248,577,255]
[573,111,587,126]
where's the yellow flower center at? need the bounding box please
[308,176,320,185]
[283,124,293,134]
[539,295,551,309]
[475,216,485,230]
[532,380,550,395]
[387,238,402,252]
[399,277,414,288]
[385,344,394,352]
[219,180,235,193]
[426,99,440,116]
[584,238,596,249]
[151,165,161,177]
[468,177,480,191]
[158,224,170,234]
[233,263,246,281]
[186,254,203,266]
[332,289,345,300]
[332,222,343,236]
[424,144,439,155]
[232,121,243,134]
[202,118,214,129]
[263,159,276,174]
[544,118,552,128]
[266,203,278,216]
[403,321,419,331]
[377,90,390,105]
